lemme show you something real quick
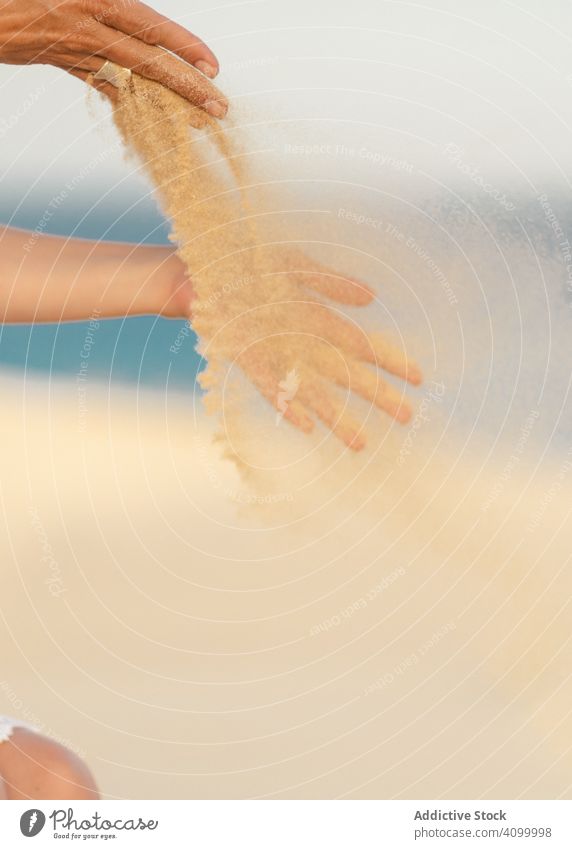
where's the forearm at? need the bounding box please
[0,226,187,323]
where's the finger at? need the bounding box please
[238,355,315,435]
[319,353,413,424]
[296,378,366,451]
[100,1,219,77]
[95,27,228,117]
[281,398,315,434]
[286,255,374,306]
[301,270,374,306]
[67,68,119,103]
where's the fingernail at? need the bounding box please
[195,60,218,79]
[205,99,227,119]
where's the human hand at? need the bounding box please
[0,0,228,118]
[197,248,422,451]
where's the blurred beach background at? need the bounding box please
[1,0,572,798]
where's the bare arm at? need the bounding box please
[0,225,192,324]
[0,727,99,800]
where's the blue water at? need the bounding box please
[0,187,203,391]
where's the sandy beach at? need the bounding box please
[0,368,570,799]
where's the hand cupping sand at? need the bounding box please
[109,73,422,452]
